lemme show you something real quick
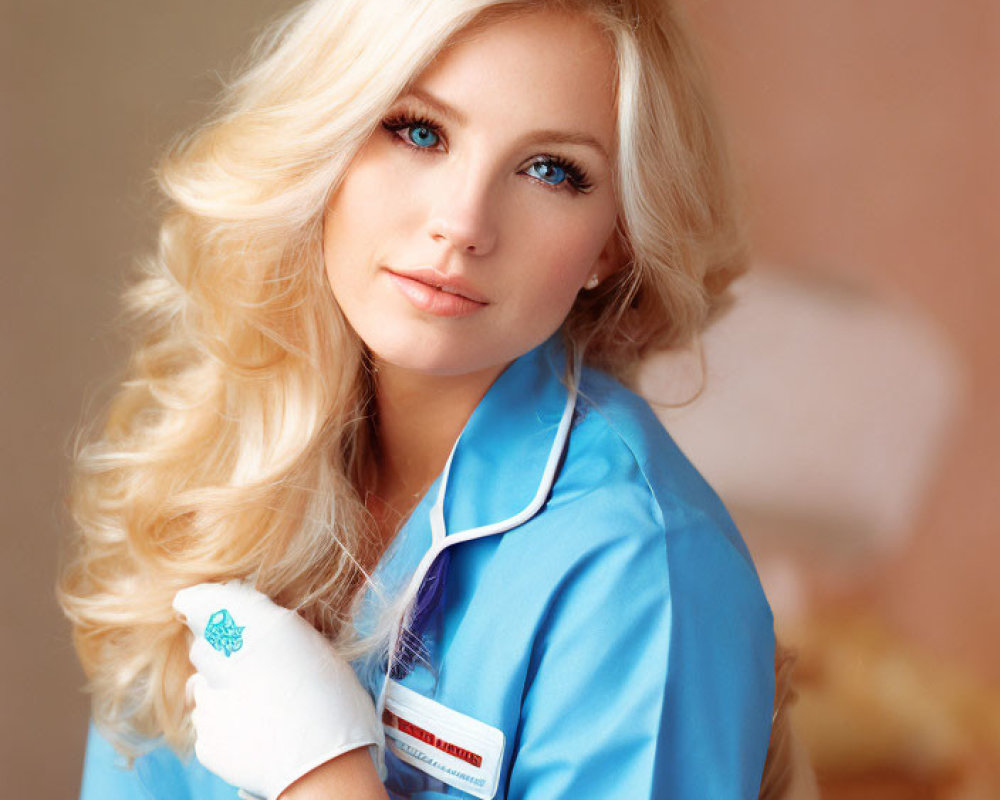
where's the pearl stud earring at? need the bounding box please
[584,274,599,290]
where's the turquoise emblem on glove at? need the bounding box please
[205,608,245,657]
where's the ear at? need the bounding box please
[592,223,627,282]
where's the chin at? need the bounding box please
[368,335,495,378]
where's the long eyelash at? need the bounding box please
[380,109,594,194]
[529,155,594,194]
[381,111,444,152]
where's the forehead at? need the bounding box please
[407,7,618,157]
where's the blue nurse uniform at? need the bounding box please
[79,336,775,799]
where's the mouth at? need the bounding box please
[384,267,489,318]
[387,267,488,302]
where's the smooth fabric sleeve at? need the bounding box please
[505,508,775,800]
[80,721,173,800]
[79,720,241,800]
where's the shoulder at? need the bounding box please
[506,367,776,797]
[554,364,764,584]
[510,362,773,647]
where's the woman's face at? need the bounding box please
[323,7,620,378]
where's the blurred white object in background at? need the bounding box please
[637,267,964,618]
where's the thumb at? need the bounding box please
[173,580,280,633]
[173,580,297,680]
[173,580,276,659]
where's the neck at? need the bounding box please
[370,359,506,522]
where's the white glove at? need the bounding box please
[173,580,383,800]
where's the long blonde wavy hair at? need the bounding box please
[59,0,754,767]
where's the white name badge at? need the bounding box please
[382,680,506,800]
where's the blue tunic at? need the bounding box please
[79,337,775,799]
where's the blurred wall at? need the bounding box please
[1,1,996,797]
[681,0,1000,677]
[1,2,296,796]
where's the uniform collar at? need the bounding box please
[429,334,578,545]
[362,334,579,616]
[368,335,579,709]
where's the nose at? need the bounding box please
[425,166,499,257]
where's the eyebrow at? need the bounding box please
[398,86,611,160]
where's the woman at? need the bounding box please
[60,0,789,798]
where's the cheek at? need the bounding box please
[322,167,388,285]
[520,214,611,299]
[325,169,376,248]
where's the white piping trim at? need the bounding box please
[376,350,582,718]
[429,446,455,546]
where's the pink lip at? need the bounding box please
[385,267,489,318]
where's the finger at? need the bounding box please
[173,583,221,632]
[188,684,221,746]
[185,606,301,687]
[173,580,281,634]
[190,705,214,768]
[173,581,262,670]
[173,581,236,633]
[188,623,255,686]
[185,671,209,709]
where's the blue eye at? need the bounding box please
[380,110,594,194]
[526,160,567,186]
[524,156,593,193]
[408,125,439,149]
[382,113,443,150]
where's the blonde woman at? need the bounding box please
[60,1,790,798]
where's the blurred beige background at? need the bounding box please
[684,0,999,666]
[2,1,997,798]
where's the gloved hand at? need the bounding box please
[173,580,383,800]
